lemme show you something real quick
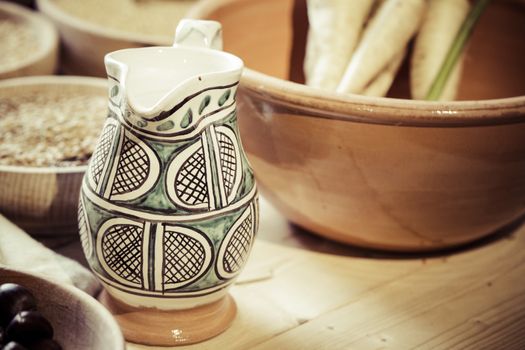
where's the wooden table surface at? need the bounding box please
[48,198,525,350]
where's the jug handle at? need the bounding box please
[174,19,223,51]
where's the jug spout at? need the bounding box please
[103,20,243,140]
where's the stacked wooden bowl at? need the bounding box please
[0,76,107,234]
[37,0,197,76]
[0,1,58,79]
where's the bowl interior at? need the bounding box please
[0,268,124,350]
[201,0,525,100]
[0,2,57,76]
[0,76,107,170]
[38,0,195,44]
[0,76,108,235]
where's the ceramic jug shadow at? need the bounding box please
[78,20,259,345]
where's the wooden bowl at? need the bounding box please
[0,2,58,79]
[36,0,196,76]
[0,76,107,235]
[0,267,125,350]
[191,0,525,251]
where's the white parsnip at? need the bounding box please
[411,0,470,100]
[336,0,426,95]
[361,48,406,97]
[304,0,375,91]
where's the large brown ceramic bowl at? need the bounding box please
[191,0,525,251]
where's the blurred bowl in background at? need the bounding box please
[0,76,107,235]
[0,1,58,79]
[36,0,197,76]
[0,267,125,350]
[192,0,525,251]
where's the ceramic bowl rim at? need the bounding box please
[0,267,126,350]
[0,75,106,174]
[189,0,525,127]
[241,68,525,127]
[0,2,59,76]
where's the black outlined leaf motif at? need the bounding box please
[163,230,206,286]
[89,122,116,187]
[218,89,230,106]
[199,95,211,114]
[110,85,119,97]
[223,213,252,274]
[156,120,175,131]
[216,205,255,280]
[77,199,92,257]
[180,109,193,129]
[175,145,208,206]
[111,138,150,196]
[217,130,237,198]
[215,125,242,205]
[101,224,143,286]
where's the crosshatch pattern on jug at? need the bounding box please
[216,202,257,280]
[162,226,214,291]
[88,120,117,190]
[98,221,145,289]
[164,232,206,284]
[224,215,251,274]
[215,125,242,204]
[86,199,257,297]
[96,129,162,202]
[166,123,245,212]
[111,138,150,195]
[174,142,209,208]
[83,84,255,216]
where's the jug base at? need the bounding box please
[99,290,237,346]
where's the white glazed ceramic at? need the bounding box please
[78,20,259,345]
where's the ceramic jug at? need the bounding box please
[78,20,258,345]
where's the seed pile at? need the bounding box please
[0,14,36,69]
[54,0,196,38]
[0,86,107,167]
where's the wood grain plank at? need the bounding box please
[252,225,525,350]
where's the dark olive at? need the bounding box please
[2,341,27,350]
[0,326,5,345]
[0,284,37,327]
[5,311,53,345]
[27,339,62,350]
